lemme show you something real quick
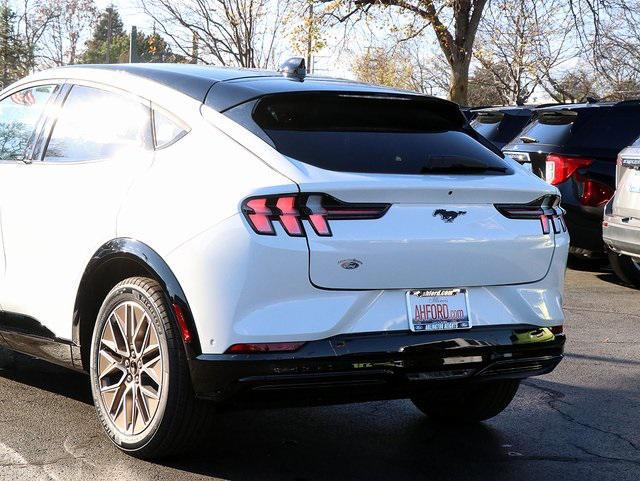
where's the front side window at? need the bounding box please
[0,85,57,160]
[44,85,152,162]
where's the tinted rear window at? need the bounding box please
[517,111,575,146]
[519,107,640,153]
[472,112,532,144]
[244,93,510,175]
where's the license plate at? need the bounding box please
[406,289,471,332]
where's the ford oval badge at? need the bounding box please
[339,259,362,270]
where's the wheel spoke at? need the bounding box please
[111,309,130,357]
[136,385,150,423]
[133,313,150,356]
[139,383,160,400]
[142,355,162,386]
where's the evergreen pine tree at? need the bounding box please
[0,2,29,88]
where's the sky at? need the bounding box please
[94,0,150,30]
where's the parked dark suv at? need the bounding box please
[471,106,536,150]
[504,101,640,258]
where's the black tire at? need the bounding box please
[0,346,15,370]
[89,276,212,459]
[608,251,640,288]
[411,380,520,423]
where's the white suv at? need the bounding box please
[0,63,568,458]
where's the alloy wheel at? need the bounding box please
[97,301,163,435]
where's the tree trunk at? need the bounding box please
[449,60,470,105]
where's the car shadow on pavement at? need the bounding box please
[0,348,92,405]
[160,403,513,481]
[595,272,634,289]
[566,256,608,273]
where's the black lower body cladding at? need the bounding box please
[188,325,565,406]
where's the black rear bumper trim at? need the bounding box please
[188,325,565,405]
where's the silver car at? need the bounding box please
[604,137,640,286]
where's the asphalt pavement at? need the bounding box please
[1,263,639,481]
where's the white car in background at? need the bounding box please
[604,137,640,286]
[0,61,568,458]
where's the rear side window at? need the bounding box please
[245,93,510,175]
[44,85,152,162]
[153,109,189,149]
[0,85,58,160]
[575,108,640,152]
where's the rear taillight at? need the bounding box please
[546,153,613,207]
[241,194,390,237]
[545,154,593,185]
[495,195,566,235]
[576,177,614,207]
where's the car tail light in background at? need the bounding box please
[241,194,390,237]
[577,178,614,207]
[545,154,593,185]
[495,195,566,235]
[546,153,614,207]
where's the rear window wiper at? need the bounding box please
[520,135,537,143]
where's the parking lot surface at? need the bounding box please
[1,264,639,481]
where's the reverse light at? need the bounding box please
[545,154,593,185]
[495,195,566,235]
[225,342,306,353]
[241,194,390,237]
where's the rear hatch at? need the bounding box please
[614,141,640,219]
[230,92,561,289]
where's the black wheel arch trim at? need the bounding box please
[73,238,202,362]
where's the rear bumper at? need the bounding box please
[603,214,640,258]
[189,325,565,405]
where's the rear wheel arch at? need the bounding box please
[73,238,201,370]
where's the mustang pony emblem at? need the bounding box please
[433,209,467,223]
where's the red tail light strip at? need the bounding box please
[241,193,390,237]
[495,195,566,235]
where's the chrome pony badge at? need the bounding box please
[339,259,362,270]
[433,209,467,223]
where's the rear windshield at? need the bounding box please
[233,93,510,175]
[518,107,640,153]
[471,112,532,144]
